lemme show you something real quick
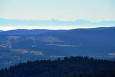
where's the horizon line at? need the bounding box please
[1,18,115,22]
[0,26,115,31]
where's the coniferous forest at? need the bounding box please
[0,56,115,77]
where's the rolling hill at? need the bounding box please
[0,27,115,69]
[0,29,67,35]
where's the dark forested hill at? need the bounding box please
[0,56,115,77]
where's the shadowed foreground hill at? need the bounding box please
[0,56,115,77]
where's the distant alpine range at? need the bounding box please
[0,18,115,26]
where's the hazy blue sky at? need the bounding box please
[0,0,115,30]
[0,0,115,22]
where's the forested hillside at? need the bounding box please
[0,27,115,69]
[0,56,115,77]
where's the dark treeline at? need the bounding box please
[0,56,115,77]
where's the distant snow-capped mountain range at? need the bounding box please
[0,18,115,26]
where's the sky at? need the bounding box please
[0,0,115,30]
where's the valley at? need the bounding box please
[0,27,115,69]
